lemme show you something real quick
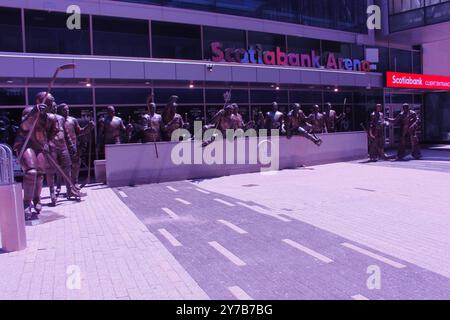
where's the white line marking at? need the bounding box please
[341,243,406,269]
[352,294,369,300]
[175,198,191,205]
[214,198,235,207]
[196,188,210,194]
[158,229,182,247]
[208,241,246,266]
[166,186,178,192]
[218,220,248,235]
[282,239,333,264]
[161,207,180,220]
[228,286,253,300]
[118,191,128,198]
[237,202,291,222]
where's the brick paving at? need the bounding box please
[0,186,208,300]
[1,148,450,300]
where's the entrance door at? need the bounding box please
[384,104,422,148]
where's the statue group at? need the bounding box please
[368,103,421,162]
[12,92,421,220]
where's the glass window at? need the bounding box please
[28,88,92,105]
[203,26,246,62]
[153,88,203,105]
[95,88,149,105]
[205,89,248,104]
[248,31,286,52]
[301,0,334,29]
[0,107,23,147]
[117,0,367,33]
[0,7,22,52]
[0,88,26,106]
[413,51,422,73]
[390,49,412,72]
[25,9,90,54]
[322,40,352,61]
[424,92,450,142]
[289,90,322,104]
[152,21,201,60]
[93,16,149,57]
[287,36,320,55]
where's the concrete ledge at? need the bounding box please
[105,132,367,187]
[94,160,107,184]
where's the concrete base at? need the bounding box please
[105,132,368,188]
[94,160,107,184]
[0,183,27,252]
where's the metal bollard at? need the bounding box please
[0,144,26,252]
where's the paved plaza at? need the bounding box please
[1,148,450,300]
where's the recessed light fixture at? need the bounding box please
[6,80,13,84]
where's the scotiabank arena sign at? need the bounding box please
[211,42,372,72]
[387,72,450,90]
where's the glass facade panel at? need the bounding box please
[114,0,367,33]
[248,31,285,52]
[390,49,412,73]
[93,16,149,57]
[152,21,201,60]
[25,9,90,54]
[95,88,149,105]
[203,26,246,62]
[0,7,22,52]
[0,88,26,106]
[287,36,320,55]
[28,88,93,105]
[425,92,450,142]
[205,89,248,104]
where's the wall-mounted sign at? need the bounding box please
[211,42,372,72]
[387,72,450,90]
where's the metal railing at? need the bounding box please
[0,144,15,185]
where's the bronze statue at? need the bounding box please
[265,102,284,134]
[58,103,94,186]
[142,96,163,143]
[162,95,185,141]
[308,105,326,134]
[13,92,57,220]
[323,102,345,133]
[386,103,422,160]
[368,104,387,162]
[285,104,322,146]
[45,102,73,205]
[231,103,254,130]
[98,106,128,145]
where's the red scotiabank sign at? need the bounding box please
[387,72,450,90]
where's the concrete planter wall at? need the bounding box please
[103,132,367,187]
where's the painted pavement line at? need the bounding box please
[208,241,246,266]
[214,198,236,207]
[237,202,291,222]
[351,294,370,300]
[196,188,211,194]
[162,207,180,220]
[167,186,178,192]
[217,220,248,235]
[282,239,334,264]
[175,198,191,205]
[118,191,128,198]
[228,286,253,300]
[158,229,182,247]
[341,242,406,269]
